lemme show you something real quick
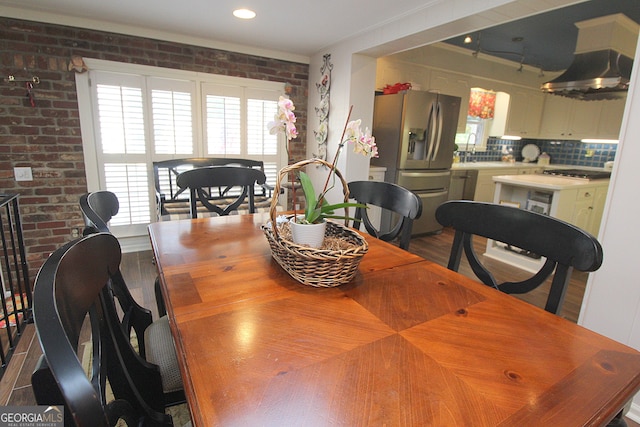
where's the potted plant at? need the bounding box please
[268,96,378,247]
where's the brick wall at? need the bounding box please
[0,17,309,282]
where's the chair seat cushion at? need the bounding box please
[159,195,273,221]
[144,316,183,393]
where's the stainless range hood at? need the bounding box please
[542,14,639,101]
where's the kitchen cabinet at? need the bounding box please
[518,167,544,175]
[429,70,471,133]
[538,96,571,138]
[596,98,626,139]
[569,185,608,236]
[539,96,600,139]
[488,88,544,138]
[539,96,625,140]
[474,168,519,202]
[448,169,478,200]
[503,88,544,138]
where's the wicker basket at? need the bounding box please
[263,158,368,287]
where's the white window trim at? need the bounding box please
[76,58,286,252]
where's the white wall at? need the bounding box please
[307,0,640,420]
[579,37,640,419]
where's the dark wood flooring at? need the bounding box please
[1,228,637,425]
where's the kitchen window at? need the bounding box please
[455,87,495,152]
[455,115,489,152]
[76,59,285,242]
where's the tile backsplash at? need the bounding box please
[466,137,617,168]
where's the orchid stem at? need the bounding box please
[287,141,298,219]
[318,105,353,206]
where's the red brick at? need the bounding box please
[36,221,66,229]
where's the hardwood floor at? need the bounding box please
[2,228,636,426]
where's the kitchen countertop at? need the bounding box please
[452,161,541,170]
[492,173,610,190]
[452,161,609,172]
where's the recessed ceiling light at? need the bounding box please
[233,8,256,19]
[463,35,472,44]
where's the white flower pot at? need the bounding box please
[289,217,326,248]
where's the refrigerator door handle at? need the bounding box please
[431,101,444,161]
[426,101,437,161]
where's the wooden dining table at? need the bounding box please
[149,213,640,426]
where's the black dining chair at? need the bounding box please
[80,190,119,234]
[31,233,181,426]
[80,190,169,318]
[435,200,603,315]
[176,165,267,218]
[79,192,185,404]
[348,180,422,250]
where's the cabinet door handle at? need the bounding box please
[584,192,591,197]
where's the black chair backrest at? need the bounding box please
[31,233,172,426]
[348,180,422,250]
[176,166,267,218]
[435,200,603,314]
[153,157,271,210]
[80,191,119,234]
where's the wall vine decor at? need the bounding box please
[313,54,332,161]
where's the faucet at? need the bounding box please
[464,133,476,163]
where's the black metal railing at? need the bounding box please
[0,194,31,379]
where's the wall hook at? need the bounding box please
[4,75,40,84]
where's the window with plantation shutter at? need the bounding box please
[246,97,279,187]
[202,84,282,188]
[206,94,241,155]
[96,85,146,154]
[79,61,285,244]
[103,163,150,226]
[247,98,278,156]
[149,77,195,155]
[93,72,152,231]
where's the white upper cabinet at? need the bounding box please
[596,98,626,139]
[489,88,544,138]
[539,96,625,140]
[429,70,471,133]
[503,88,544,138]
[539,96,598,139]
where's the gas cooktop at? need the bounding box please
[542,169,611,180]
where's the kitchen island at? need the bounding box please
[485,173,610,272]
[451,162,545,202]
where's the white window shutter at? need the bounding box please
[96,84,146,154]
[152,90,194,155]
[104,163,151,225]
[206,95,242,155]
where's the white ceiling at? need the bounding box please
[1,0,440,62]
[4,0,638,70]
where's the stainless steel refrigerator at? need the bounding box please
[371,90,461,234]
